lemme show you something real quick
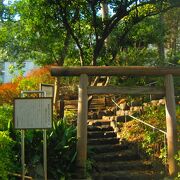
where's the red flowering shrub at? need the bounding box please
[0,66,55,104]
[26,66,54,84]
[0,82,20,105]
[17,66,54,91]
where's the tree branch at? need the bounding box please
[93,0,180,64]
[89,0,99,42]
[57,3,84,64]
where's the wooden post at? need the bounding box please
[76,74,88,168]
[165,74,177,176]
[53,77,60,114]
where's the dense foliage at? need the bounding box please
[0,131,17,180]
[47,119,77,179]
[0,82,19,105]
[17,66,54,91]
[0,104,13,130]
[0,103,77,179]
[0,104,20,180]
[119,104,180,167]
[0,0,180,67]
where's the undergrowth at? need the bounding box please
[0,104,78,179]
[120,104,180,171]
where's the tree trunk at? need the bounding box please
[53,32,70,115]
[170,20,179,59]
[92,0,109,66]
[79,50,84,66]
[157,13,165,64]
[101,0,109,47]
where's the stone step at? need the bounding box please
[92,170,161,180]
[85,97,167,179]
[89,105,106,109]
[88,119,111,126]
[116,115,132,122]
[89,144,128,154]
[102,115,132,122]
[88,137,119,145]
[90,99,105,104]
[88,125,113,132]
[88,110,114,119]
[88,131,116,138]
[92,150,140,162]
[116,110,134,116]
[95,160,153,172]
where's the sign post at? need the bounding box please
[21,129,25,180]
[14,91,52,180]
[43,129,47,180]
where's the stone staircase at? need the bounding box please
[87,117,164,180]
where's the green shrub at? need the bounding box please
[8,118,77,179]
[0,104,77,179]
[175,150,180,179]
[139,106,166,161]
[120,105,167,161]
[64,110,77,124]
[47,119,77,179]
[0,104,13,131]
[0,131,16,180]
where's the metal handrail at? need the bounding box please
[111,98,167,135]
[111,98,167,165]
[128,114,167,135]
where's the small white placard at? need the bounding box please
[14,98,52,129]
[40,84,54,98]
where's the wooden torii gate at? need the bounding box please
[51,66,180,177]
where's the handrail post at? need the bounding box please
[165,74,177,176]
[76,74,88,170]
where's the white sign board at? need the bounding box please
[14,98,52,129]
[40,84,54,98]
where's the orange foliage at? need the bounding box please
[0,66,55,105]
[26,66,54,84]
[0,82,20,105]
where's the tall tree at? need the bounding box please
[101,0,109,47]
[1,0,179,113]
[40,0,180,65]
[164,7,180,64]
[0,0,180,66]
[157,12,166,63]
